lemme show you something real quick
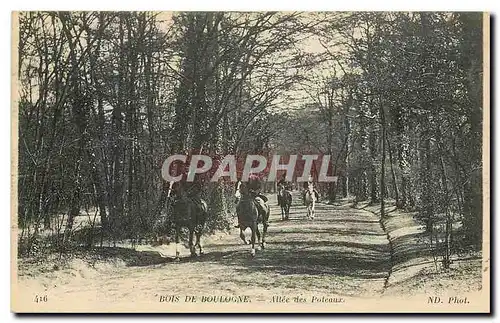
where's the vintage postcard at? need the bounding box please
[11,11,490,313]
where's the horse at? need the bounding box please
[277,183,292,221]
[304,183,317,220]
[165,182,208,261]
[234,181,270,257]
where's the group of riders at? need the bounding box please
[277,174,320,205]
[162,173,320,258]
[166,173,319,227]
[232,174,320,226]
[239,174,320,203]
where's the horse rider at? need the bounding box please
[303,175,320,205]
[185,180,205,210]
[278,173,292,189]
[277,174,290,206]
[169,180,205,213]
[234,175,269,227]
[250,177,268,201]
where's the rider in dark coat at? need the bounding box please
[234,175,269,228]
[186,180,205,210]
[277,174,286,187]
[277,174,292,189]
[277,174,290,206]
[247,175,268,203]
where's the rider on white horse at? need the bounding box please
[302,175,320,205]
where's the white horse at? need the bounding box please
[304,182,316,219]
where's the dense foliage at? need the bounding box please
[17,12,484,260]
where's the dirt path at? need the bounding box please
[17,192,392,308]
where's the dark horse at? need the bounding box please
[234,181,270,257]
[166,182,208,260]
[277,183,292,221]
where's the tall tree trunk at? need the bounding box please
[109,16,126,243]
[386,133,399,205]
[60,12,87,246]
[379,100,386,218]
[422,133,433,232]
[459,13,483,248]
[369,129,378,204]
